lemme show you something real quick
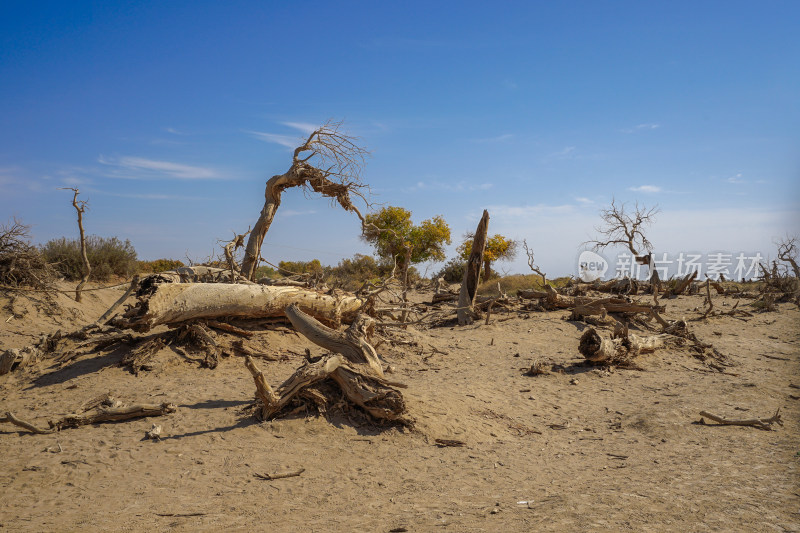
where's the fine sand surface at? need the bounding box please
[1,282,798,532]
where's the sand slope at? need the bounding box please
[1,284,798,532]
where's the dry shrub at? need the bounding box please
[0,218,56,289]
[42,236,137,281]
[137,258,185,274]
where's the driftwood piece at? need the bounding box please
[95,275,139,325]
[51,403,177,430]
[2,403,176,434]
[118,282,364,331]
[578,327,669,364]
[0,346,39,375]
[458,210,489,325]
[245,354,408,424]
[254,468,305,481]
[244,304,409,424]
[671,271,698,296]
[284,303,384,377]
[121,337,165,375]
[698,409,782,430]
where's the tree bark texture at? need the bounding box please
[458,210,489,325]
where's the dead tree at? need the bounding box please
[523,239,547,286]
[588,199,659,286]
[244,304,409,424]
[222,227,251,283]
[60,188,91,302]
[241,121,369,281]
[458,210,489,325]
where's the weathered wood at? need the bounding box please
[578,327,669,364]
[284,304,384,377]
[95,275,139,325]
[244,304,409,425]
[458,210,489,325]
[699,409,782,430]
[671,270,698,296]
[51,403,177,430]
[118,283,364,331]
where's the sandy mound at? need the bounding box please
[1,282,798,531]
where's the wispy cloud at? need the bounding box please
[575,197,594,205]
[472,133,513,143]
[621,123,660,134]
[246,130,301,148]
[281,122,319,135]
[550,146,576,158]
[727,173,745,184]
[628,185,662,193]
[483,203,577,219]
[407,180,493,193]
[277,209,317,218]
[98,156,223,180]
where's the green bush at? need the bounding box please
[434,257,465,283]
[277,259,323,276]
[254,265,279,279]
[137,258,185,273]
[42,236,137,281]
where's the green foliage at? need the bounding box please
[137,258,185,273]
[458,233,517,263]
[434,257,465,283]
[277,259,323,276]
[362,206,451,268]
[254,265,279,279]
[41,236,137,281]
[325,254,393,291]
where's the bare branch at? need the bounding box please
[587,199,659,261]
[523,239,547,286]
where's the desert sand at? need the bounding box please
[1,281,798,532]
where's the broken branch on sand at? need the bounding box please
[698,408,782,430]
[244,304,410,424]
[253,468,306,480]
[1,402,177,434]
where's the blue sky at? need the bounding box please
[1,1,798,277]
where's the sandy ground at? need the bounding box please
[1,282,798,532]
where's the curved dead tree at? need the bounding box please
[244,304,410,425]
[241,121,369,281]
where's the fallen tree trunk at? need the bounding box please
[243,304,409,424]
[578,327,670,364]
[117,283,364,331]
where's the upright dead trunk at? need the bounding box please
[482,259,492,283]
[62,188,90,302]
[458,210,489,325]
[241,173,291,280]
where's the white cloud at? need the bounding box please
[549,146,576,158]
[621,123,660,134]
[575,197,594,205]
[727,173,745,184]
[628,185,662,193]
[277,209,317,218]
[408,180,493,193]
[281,122,319,135]
[98,156,222,180]
[246,130,301,148]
